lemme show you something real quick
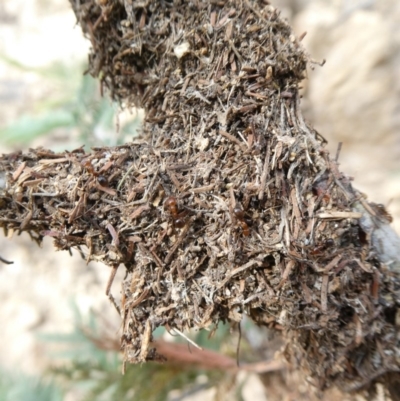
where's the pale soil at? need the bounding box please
[0,1,399,400]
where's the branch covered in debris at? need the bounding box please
[1,0,399,396]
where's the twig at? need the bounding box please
[0,255,13,265]
[335,142,342,162]
[317,211,362,219]
[171,328,202,350]
[219,130,247,150]
[106,264,119,296]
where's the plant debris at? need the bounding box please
[1,0,399,396]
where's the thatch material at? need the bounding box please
[1,0,399,396]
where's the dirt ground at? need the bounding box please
[0,0,399,400]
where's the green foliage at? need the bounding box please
[53,358,209,401]
[0,111,75,144]
[0,368,63,401]
[39,302,234,401]
[0,57,142,149]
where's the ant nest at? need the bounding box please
[1,0,399,395]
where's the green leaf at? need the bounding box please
[0,110,75,145]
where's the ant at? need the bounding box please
[164,196,187,228]
[309,238,335,255]
[233,206,250,236]
[82,159,108,186]
[82,159,97,176]
[97,175,108,186]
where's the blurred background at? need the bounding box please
[0,0,399,400]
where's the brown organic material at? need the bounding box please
[1,0,399,397]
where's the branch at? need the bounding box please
[1,0,399,396]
